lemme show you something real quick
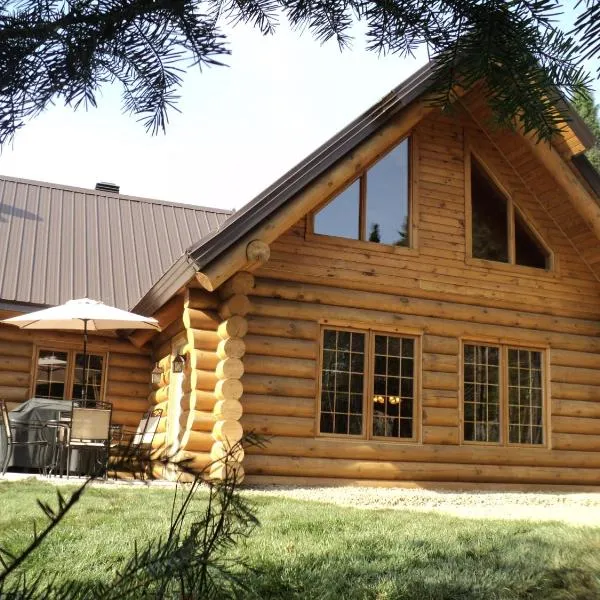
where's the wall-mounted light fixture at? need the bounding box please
[172,353,186,374]
[151,363,163,385]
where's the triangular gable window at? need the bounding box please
[471,157,550,269]
[313,138,410,247]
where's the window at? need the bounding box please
[470,157,550,269]
[34,348,105,401]
[314,138,410,246]
[462,343,545,445]
[319,328,417,440]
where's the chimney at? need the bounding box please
[95,182,120,194]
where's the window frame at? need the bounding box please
[31,346,108,402]
[459,338,549,448]
[316,325,421,443]
[307,134,418,254]
[465,147,555,274]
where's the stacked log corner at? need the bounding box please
[179,276,251,482]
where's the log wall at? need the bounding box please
[0,314,152,429]
[235,107,600,486]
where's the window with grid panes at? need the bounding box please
[320,328,416,439]
[462,343,544,445]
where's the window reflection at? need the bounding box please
[314,180,360,240]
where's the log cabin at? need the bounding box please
[3,62,600,487]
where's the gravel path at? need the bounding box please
[242,485,600,526]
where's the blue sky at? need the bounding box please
[0,16,597,212]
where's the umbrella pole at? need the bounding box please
[82,319,88,401]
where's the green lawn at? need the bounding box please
[1,479,600,599]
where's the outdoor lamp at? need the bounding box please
[151,363,163,385]
[172,354,186,373]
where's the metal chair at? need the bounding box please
[118,408,162,476]
[0,400,49,476]
[59,400,112,478]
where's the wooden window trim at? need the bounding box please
[316,325,421,443]
[307,134,418,253]
[30,346,108,402]
[459,338,548,448]
[465,144,555,274]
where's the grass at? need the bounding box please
[1,479,600,599]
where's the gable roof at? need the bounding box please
[134,62,598,316]
[0,175,231,311]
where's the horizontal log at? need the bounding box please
[189,349,219,371]
[219,272,255,299]
[422,371,458,391]
[245,435,600,468]
[244,355,315,379]
[188,369,218,392]
[422,407,458,427]
[422,389,458,408]
[181,390,216,412]
[246,315,318,340]
[422,335,459,356]
[216,338,246,360]
[0,371,30,387]
[216,358,244,380]
[210,441,245,463]
[180,409,215,432]
[179,452,213,474]
[422,425,459,445]
[423,353,458,374]
[130,295,183,348]
[106,380,150,399]
[215,378,243,401]
[187,328,221,352]
[183,308,220,331]
[552,416,600,436]
[108,353,152,370]
[0,386,30,401]
[107,396,149,413]
[0,356,31,373]
[243,454,600,485]
[241,373,315,398]
[244,335,317,360]
[181,430,214,453]
[213,419,243,443]
[111,410,143,427]
[552,365,600,387]
[241,414,314,437]
[552,399,600,419]
[242,394,315,418]
[551,382,600,402]
[185,288,220,311]
[252,279,600,338]
[552,433,600,452]
[219,295,251,320]
[217,316,249,340]
[551,349,600,370]
[251,297,600,354]
[0,340,32,358]
[210,462,245,483]
[148,385,169,405]
[108,367,150,384]
[213,399,243,421]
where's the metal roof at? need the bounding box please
[0,175,231,311]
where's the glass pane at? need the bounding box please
[320,329,364,436]
[372,335,414,438]
[35,350,68,400]
[366,139,410,246]
[73,353,104,401]
[471,158,509,262]
[314,180,360,240]
[515,210,548,269]
[507,349,544,445]
[462,344,500,443]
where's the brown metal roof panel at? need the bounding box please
[17,184,40,302]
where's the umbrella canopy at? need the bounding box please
[2,298,159,330]
[3,298,159,400]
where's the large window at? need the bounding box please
[470,157,550,269]
[34,348,106,401]
[319,328,417,440]
[462,342,545,446]
[314,138,411,247]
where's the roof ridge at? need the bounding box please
[0,174,233,215]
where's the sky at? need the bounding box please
[0,14,597,213]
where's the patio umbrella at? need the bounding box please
[3,298,159,399]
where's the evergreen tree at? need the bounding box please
[573,86,600,171]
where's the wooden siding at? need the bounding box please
[234,107,600,486]
[0,314,152,429]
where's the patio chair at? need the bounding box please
[0,400,49,476]
[59,400,112,478]
[118,408,162,476]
